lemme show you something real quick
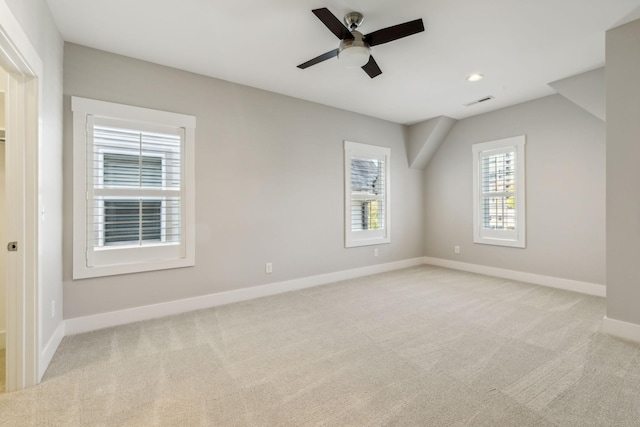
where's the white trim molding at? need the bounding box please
[72,97,196,279]
[65,257,425,335]
[344,141,391,248]
[472,135,526,248]
[0,0,44,391]
[602,316,640,344]
[423,257,606,297]
[39,321,65,381]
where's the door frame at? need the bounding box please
[0,2,42,391]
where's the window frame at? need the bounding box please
[472,135,526,248]
[344,140,391,248]
[72,96,196,279]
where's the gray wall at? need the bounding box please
[5,0,64,351]
[423,94,606,284]
[63,43,424,319]
[606,18,640,325]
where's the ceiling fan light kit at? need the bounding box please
[338,33,370,68]
[297,8,424,78]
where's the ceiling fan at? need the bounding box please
[297,8,425,78]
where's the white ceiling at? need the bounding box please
[46,0,640,125]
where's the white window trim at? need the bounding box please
[472,135,525,248]
[344,140,391,248]
[72,96,196,279]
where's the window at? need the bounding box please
[72,97,196,279]
[344,141,390,247]
[472,135,525,248]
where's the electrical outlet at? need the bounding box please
[51,300,55,319]
[265,263,273,274]
[454,245,460,254]
[374,248,379,257]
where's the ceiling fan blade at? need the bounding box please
[362,55,382,78]
[312,8,354,40]
[364,19,424,46]
[297,48,339,69]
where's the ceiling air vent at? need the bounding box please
[465,95,495,107]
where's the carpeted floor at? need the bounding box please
[1,265,639,426]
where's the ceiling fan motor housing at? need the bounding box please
[344,11,364,30]
[339,31,370,67]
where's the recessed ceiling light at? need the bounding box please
[467,73,484,82]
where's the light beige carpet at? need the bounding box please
[1,265,640,426]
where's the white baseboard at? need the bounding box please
[423,257,606,297]
[0,330,5,350]
[65,257,425,336]
[39,321,65,381]
[602,316,640,344]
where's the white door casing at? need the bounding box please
[0,1,43,391]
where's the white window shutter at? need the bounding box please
[344,141,391,248]
[472,135,526,248]
[87,118,183,256]
[72,97,196,279]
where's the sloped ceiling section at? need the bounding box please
[407,116,457,169]
[549,67,605,121]
[407,66,607,171]
[612,4,640,27]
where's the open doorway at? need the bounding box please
[0,9,42,391]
